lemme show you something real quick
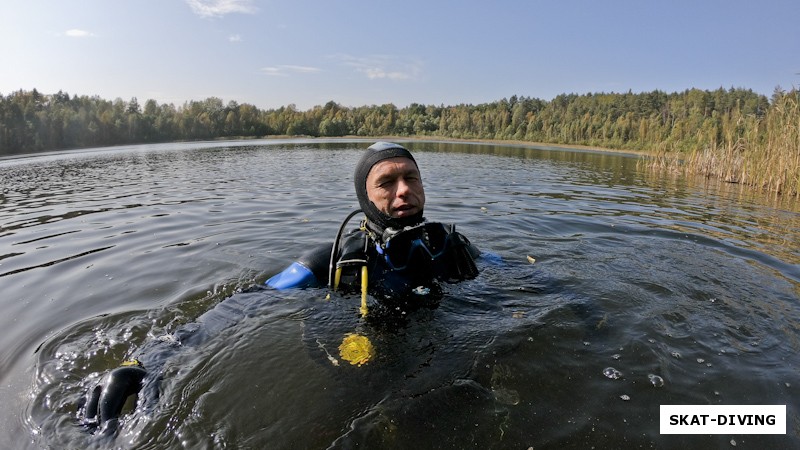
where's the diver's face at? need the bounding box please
[366,157,425,219]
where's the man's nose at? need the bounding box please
[395,178,411,196]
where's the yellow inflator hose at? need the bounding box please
[360,265,368,317]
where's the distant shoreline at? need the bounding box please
[1,135,645,162]
[378,135,648,156]
[210,134,650,156]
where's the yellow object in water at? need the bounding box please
[339,333,375,366]
[360,265,369,317]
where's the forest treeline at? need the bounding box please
[1,86,798,194]
[0,86,779,154]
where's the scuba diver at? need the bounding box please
[79,142,482,434]
[266,141,480,307]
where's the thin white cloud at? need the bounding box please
[364,67,411,81]
[228,34,243,42]
[260,65,322,77]
[330,54,422,81]
[185,0,257,18]
[65,29,95,38]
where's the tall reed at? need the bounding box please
[643,91,800,197]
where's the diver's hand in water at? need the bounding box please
[81,360,147,434]
[448,232,479,280]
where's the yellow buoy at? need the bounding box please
[338,333,375,367]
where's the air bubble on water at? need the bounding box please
[648,338,656,344]
[730,439,736,446]
[157,334,181,346]
[648,374,664,387]
[696,358,705,364]
[412,286,430,295]
[620,394,630,401]
[671,351,681,359]
[612,354,621,360]
[603,367,623,380]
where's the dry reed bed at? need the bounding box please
[643,93,800,198]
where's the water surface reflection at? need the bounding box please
[0,139,797,448]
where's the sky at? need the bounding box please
[2,0,798,111]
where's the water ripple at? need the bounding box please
[3,140,798,449]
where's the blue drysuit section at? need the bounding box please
[266,262,318,289]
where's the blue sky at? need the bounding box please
[2,0,798,110]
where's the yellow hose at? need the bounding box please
[360,265,368,317]
[334,267,342,290]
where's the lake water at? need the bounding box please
[1,139,798,449]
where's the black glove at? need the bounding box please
[446,231,480,281]
[81,360,147,434]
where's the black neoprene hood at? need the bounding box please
[354,142,424,233]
